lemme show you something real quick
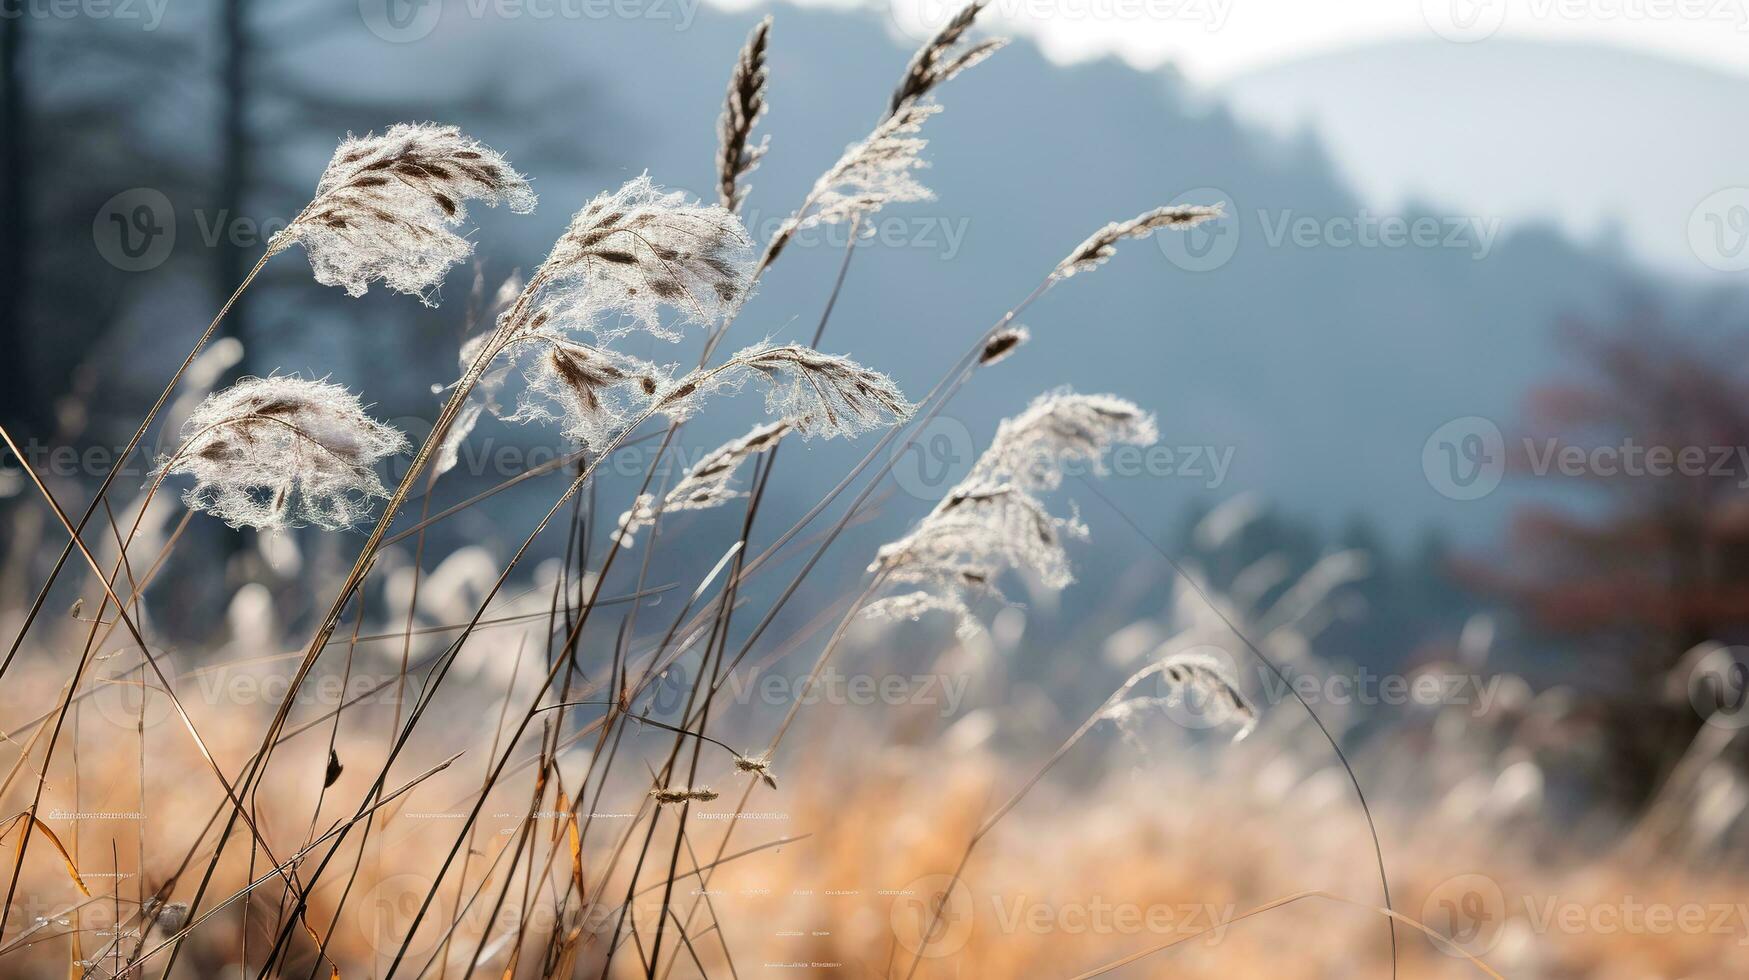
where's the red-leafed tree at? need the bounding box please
[1473,301,1749,801]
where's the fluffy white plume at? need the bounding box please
[1159,652,1259,741]
[502,333,673,449]
[864,390,1156,636]
[797,100,940,234]
[535,175,754,342]
[615,420,790,547]
[161,377,408,530]
[275,123,535,305]
[970,390,1159,491]
[656,343,913,439]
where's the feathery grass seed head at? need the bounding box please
[539,175,754,342]
[162,377,407,530]
[1054,204,1224,281]
[890,1,1007,114]
[733,755,779,789]
[614,420,790,547]
[718,17,772,212]
[978,325,1029,366]
[277,123,534,305]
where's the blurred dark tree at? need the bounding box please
[1,1,29,431]
[1468,301,1749,803]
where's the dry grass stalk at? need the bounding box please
[615,420,791,547]
[890,0,1008,114]
[718,16,772,212]
[732,755,778,789]
[1054,204,1225,281]
[649,787,719,805]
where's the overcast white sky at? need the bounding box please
[716,0,1749,84]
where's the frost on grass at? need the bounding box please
[800,100,940,233]
[652,343,912,440]
[276,123,535,305]
[536,174,755,342]
[438,177,754,453]
[717,17,772,212]
[889,0,1007,114]
[1100,652,1258,743]
[1053,204,1223,282]
[615,420,790,548]
[864,391,1156,637]
[161,377,407,531]
[504,334,674,450]
[970,389,1159,491]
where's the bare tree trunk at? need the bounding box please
[1,2,33,430]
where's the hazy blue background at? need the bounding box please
[5,0,1745,676]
